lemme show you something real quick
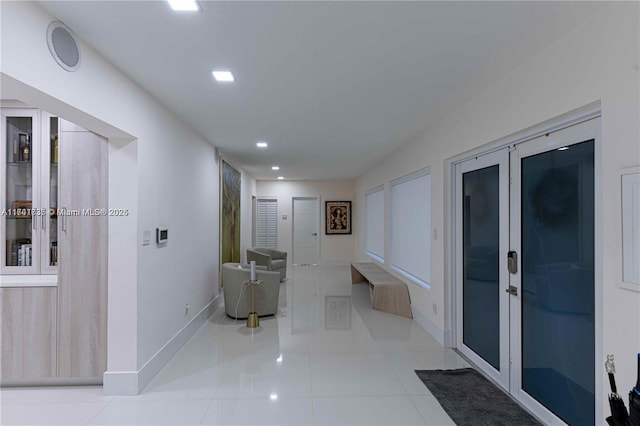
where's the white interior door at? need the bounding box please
[455,148,510,391]
[292,197,319,265]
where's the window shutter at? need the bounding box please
[256,199,278,249]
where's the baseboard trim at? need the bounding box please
[103,371,138,396]
[412,307,452,348]
[103,294,223,395]
[1,377,101,387]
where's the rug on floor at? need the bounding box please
[415,368,542,426]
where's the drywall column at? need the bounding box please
[103,137,139,394]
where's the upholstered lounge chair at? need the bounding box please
[246,248,287,281]
[222,262,281,319]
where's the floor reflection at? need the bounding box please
[2,264,468,425]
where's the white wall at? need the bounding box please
[355,2,639,416]
[1,1,221,393]
[256,180,356,264]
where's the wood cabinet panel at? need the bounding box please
[57,124,108,378]
[1,287,57,379]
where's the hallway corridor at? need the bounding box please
[1,265,468,425]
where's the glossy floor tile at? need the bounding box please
[310,352,405,397]
[1,264,463,425]
[313,396,426,425]
[202,397,314,425]
[1,402,109,425]
[87,399,212,425]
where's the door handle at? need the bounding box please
[61,207,67,233]
[507,251,518,274]
[505,285,518,296]
[312,233,317,236]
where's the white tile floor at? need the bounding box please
[1,265,469,425]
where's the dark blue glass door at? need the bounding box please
[463,165,501,370]
[520,139,595,425]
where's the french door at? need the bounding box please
[455,117,599,425]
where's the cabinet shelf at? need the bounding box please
[7,161,33,167]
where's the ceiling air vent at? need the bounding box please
[46,21,81,72]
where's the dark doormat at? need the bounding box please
[415,368,542,426]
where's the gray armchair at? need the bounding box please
[246,248,287,281]
[222,263,281,319]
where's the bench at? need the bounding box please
[350,262,412,319]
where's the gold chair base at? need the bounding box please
[246,312,260,328]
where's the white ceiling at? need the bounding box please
[37,1,605,180]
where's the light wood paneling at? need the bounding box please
[1,287,57,379]
[350,263,413,319]
[57,124,108,378]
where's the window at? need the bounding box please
[365,187,384,262]
[255,198,277,249]
[390,168,431,288]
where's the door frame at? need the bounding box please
[291,196,320,265]
[448,104,603,425]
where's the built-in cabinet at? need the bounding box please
[2,109,59,274]
[1,106,108,384]
[57,120,108,378]
[1,287,57,379]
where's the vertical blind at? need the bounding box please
[365,188,384,261]
[390,169,431,288]
[256,199,278,249]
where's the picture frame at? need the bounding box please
[325,200,352,235]
[221,159,241,267]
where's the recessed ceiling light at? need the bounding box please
[270,393,278,400]
[256,141,268,148]
[212,70,234,82]
[277,176,284,180]
[272,166,280,170]
[167,0,199,12]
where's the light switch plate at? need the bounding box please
[142,229,151,246]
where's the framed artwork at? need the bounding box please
[325,201,352,235]
[221,159,241,265]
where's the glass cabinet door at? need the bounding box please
[2,110,41,273]
[42,114,59,273]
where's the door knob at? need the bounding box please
[312,233,317,236]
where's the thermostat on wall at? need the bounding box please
[156,227,168,244]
